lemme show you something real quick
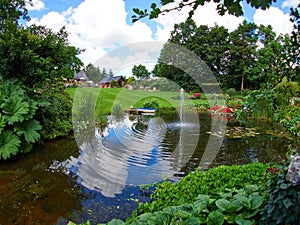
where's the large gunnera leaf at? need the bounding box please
[2,98,30,125]
[0,131,21,160]
[15,120,42,143]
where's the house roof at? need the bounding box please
[74,70,89,80]
[99,76,124,84]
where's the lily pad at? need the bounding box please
[225,127,260,139]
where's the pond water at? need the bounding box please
[0,112,296,225]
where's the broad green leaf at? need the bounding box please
[3,98,30,125]
[224,214,236,223]
[0,130,21,160]
[194,200,209,212]
[152,211,168,224]
[107,219,126,225]
[249,196,264,210]
[162,207,175,215]
[186,217,201,225]
[234,194,251,209]
[235,214,254,225]
[283,198,293,209]
[138,213,152,221]
[280,183,289,190]
[197,194,210,203]
[174,209,192,218]
[15,120,42,143]
[215,199,232,212]
[245,185,258,193]
[207,211,224,225]
[243,208,260,219]
[231,199,244,211]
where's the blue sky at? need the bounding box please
[26,0,299,68]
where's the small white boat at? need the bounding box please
[136,108,156,114]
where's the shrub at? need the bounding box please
[137,163,269,214]
[143,98,159,109]
[226,88,236,99]
[236,89,276,121]
[272,106,300,136]
[34,88,73,140]
[273,77,299,108]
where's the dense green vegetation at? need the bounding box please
[155,19,298,92]
[136,163,269,214]
[0,1,299,224]
[0,0,82,159]
[68,162,300,225]
[0,79,42,159]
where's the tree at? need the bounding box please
[155,19,230,91]
[85,63,103,82]
[102,68,107,77]
[0,0,31,31]
[132,0,277,22]
[0,25,83,88]
[228,20,258,91]
[132,64,150,80]
[286,4,300,82]
[108,69,114,77]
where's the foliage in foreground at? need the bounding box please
[137,163,269,214]
[69,161,300,225]
[0,79,42,159]
[260,163,300,224]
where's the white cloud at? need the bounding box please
[28,0,154,65]
[154,2,245,42]
[253,7,293,35]
[26,0,45,11]
[282,0,300,9]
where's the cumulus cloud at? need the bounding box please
[28,0,154,65]
[282,0,300,9]
[253,6,293,35]
[154,2,245,42]
[26,0,45,11]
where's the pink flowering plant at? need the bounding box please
[194,93,201,99]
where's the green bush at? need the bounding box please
[272,106,300,136]
[226,88,236,99]
[125,185,264,225]
[273,77,299,108]
[236,89,276,121]
[142,98,159,109]
[34,88,73,140]
[0,79,42,159]
[137,163,269,214]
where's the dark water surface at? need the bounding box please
[0,113,296,224]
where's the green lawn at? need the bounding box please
[65,87,238,118]
[66,87,185,115]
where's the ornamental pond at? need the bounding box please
[0,112,296,225]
